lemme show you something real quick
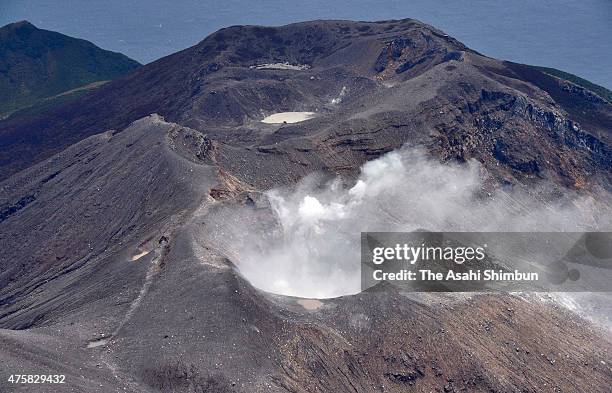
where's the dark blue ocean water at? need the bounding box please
[2,0,611,88]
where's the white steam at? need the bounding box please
[210,148,610,299]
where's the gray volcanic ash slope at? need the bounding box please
[0,19,611,392]
[0,19,610,187]
[1,115,610,393]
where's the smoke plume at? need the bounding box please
[205,148,610,299]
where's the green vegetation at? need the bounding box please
[531,65,612,104]
[2,80,108,122]
[0,21,140,117]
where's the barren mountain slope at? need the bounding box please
[0,113,610,392]
[0,19,610,188]
[0,19,611,393]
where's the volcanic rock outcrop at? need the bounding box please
[0,19,611,392]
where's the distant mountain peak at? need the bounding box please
[0,19,609,189]
[0,21,140,118]
[3,20,34,27]
[1,20,36,33]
